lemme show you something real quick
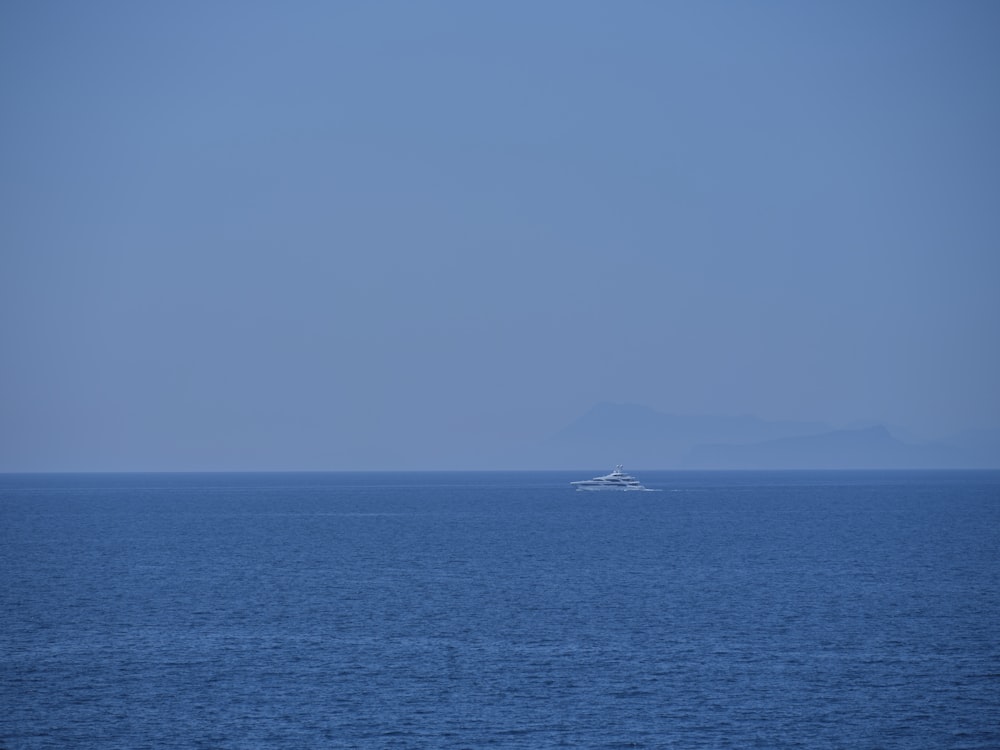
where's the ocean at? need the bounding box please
[1,470,998,748]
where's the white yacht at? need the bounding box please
[571,465,648,491]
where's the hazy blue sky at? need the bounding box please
[2,1,998,470]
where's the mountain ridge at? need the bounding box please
[541,403,999,469]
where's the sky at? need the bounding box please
[2,1,998,470]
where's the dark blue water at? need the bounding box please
[2,471,999,748]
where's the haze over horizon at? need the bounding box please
[3,2,999,471]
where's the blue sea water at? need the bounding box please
[1,470,998,749]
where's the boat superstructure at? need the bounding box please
[571,465,648,491]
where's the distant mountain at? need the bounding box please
[542,403,1000,469]
[543,402,831,468]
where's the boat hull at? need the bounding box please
[573,484,645,491]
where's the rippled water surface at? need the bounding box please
[2,471,999,748]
